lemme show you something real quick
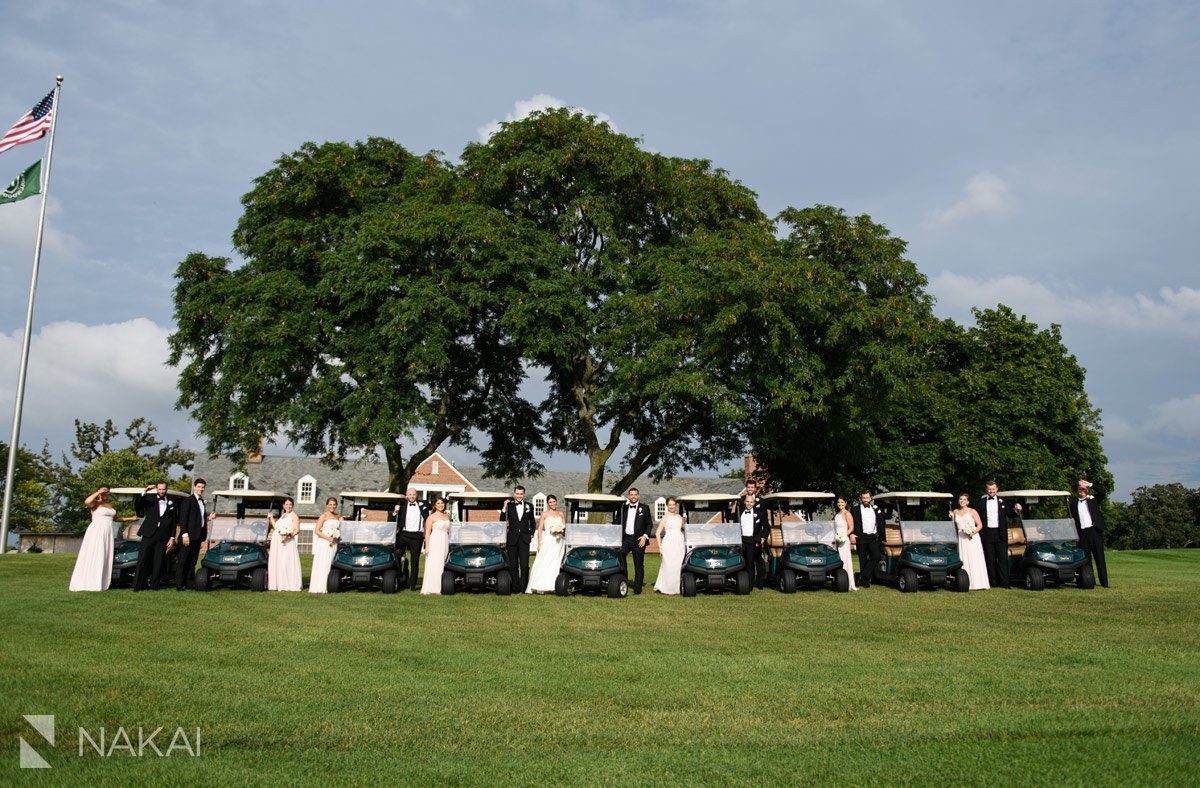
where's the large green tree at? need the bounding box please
[462,109,771,492]
[170,139,548,490]
[1106,483,1199,550]
[0,441,56,535]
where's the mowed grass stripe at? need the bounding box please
[0,551,1197,786]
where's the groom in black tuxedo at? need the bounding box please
[979,480,1021,589]
[133,481,178,591]
[614,488,653,594]
[393,489,430,590]
[734,492,769,588]
[849,490,891,588]
[500,485,537,592]
[1068,479,1109,588]
[174,478,213,590]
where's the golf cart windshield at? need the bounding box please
[685,521,741,548]
[782,521,836,545]
[1022,518,1078,542]
[565,522,622,549]
[339,522,396,545]
[449,521,507,545]
[900,520,958,544]
[208,517,269,543]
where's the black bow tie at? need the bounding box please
[409,503,417,507]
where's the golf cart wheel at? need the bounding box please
[441,570,457,596]
[382,569,399,594]
[607,574,628,598]
[251,567,268,592]
[1025,566,1045,591]
[326,568,342,593]
[554,572,570,597]
[832,568,850,593]
[495,569,513,596]
[1077,563,1096,590]
[779,568,798,594]
[734,570,752,596]
[954,568,970,592]
[681,573,698,597]
[194,568,212,592]
[898,568,918,593]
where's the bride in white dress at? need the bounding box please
[833,497,858,591]
[654,496,685,594]
[70,486,137,592]
[309,497,340,593]
[526,495,567,594]
[267,497,303,591]
[953,494,990,590]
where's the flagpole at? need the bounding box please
[1,76,62,555]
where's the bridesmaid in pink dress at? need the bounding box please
[267,497,303,591]
[70,486,138,592]
[420,498,451,595]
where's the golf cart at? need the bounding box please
[1001,490,1094,590]
[556,493,629,598]
[327,520,404,593]
[195,490,282,591]
[677,493,751,596]
[761,492,849,593]
[442,491,513,595]
[874,492,969,593]
[106,487,187,587]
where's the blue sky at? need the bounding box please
[1,1,1197,497]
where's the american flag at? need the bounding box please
[0,90,55,156]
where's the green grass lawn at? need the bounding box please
[1,551,1198,786]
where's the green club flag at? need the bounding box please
[0,160,41,205]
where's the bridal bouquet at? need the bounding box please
[326,524,341,541]
[549,521,566,541]
[276,520,296,540]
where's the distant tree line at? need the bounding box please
[169,109,1114,503]
[1105,484,1200,550]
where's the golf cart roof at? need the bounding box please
[874,491,953,501]
[762,491,834,501]
[107,487,187,498]
[447,491,511,501]
[999,489,1071,498]
[564,493,627,503]
[676,493,740,503]
[212,489,284,500]
[340,490,406,501]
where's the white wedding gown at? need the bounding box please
[526,513,566,594]
[956,512,990,590]
[69,505,115,592]
[835,512,858,591]
[309,518,338,593]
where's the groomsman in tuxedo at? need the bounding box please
[849,490,890,588]
[174,478,214,590]
[734,493,769,588]
[615,488,653,594]
[1068,479,1109,588]
[978,480,1021,589]
[393,489,430,591]
[500,485,537,592]
[133,481,178,591]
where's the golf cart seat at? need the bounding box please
[1007,525,1027,557]
[883,524,903,556]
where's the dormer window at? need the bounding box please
[297,474,317,505]
[230,472,248,491]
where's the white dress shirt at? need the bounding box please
[985,497,1000,529]
[157,496,168,516]
[1078,498,1094,529]
[196,494,205,520]
[860,506,877,535]
[515,502,526,521]
[624,504,638,535]
[404,502,422,532]
[740,510,755,538]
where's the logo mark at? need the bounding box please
[20,714,54,769]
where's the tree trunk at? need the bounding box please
[383,445,410,493]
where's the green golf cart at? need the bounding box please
[677,493,751,596]
[442,491,513,595]
[195,490,282,591]
[556,493,628,598]
[761,492,849,592]
[873,492,969,593]
[327,519,403,593]
[1001,489,1094,590]
[106,487,187,587]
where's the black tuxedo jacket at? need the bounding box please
[395,500,432,543]
[1068,486,1107,535]
[977,495,1018,540]
[135,493,178,540]
[733,498,769,541]
[849,502,890,539]
[613,501,654,542]
[500,500,537,545]
[177,494,209,541]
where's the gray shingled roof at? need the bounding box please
[192,454,743,517]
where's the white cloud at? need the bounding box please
[1148,394,1200,438]
[924,171,1014,229]
[0,318,188,452]
[476,94,616,142]
[930,272,1200,340]
[0,195,82,262]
